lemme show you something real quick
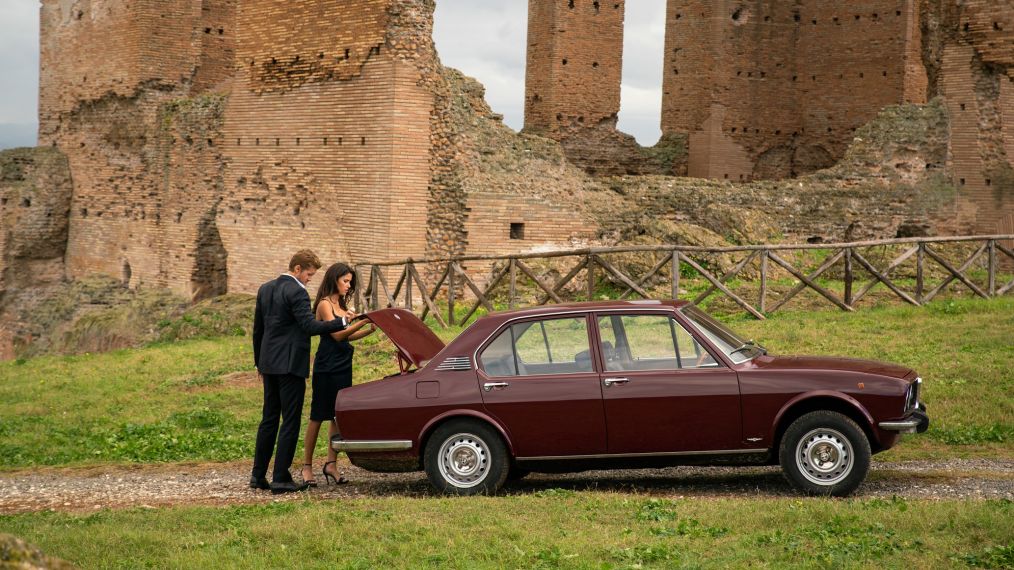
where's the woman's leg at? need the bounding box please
[302,419,322,480]
[327,421,339,465]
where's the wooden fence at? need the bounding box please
[355,235,1014,327]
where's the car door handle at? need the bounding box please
[603,377,629,387]
[483,382,510,391]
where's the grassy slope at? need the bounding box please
[0,495,1010,569]
[0,297,1010,469]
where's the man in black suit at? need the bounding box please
[250,249,347,494]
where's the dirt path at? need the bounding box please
[1,458,1010,514]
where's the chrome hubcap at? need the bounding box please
[437,433,489,488]
[796,428,853,486]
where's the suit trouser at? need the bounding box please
[252,373,306,481]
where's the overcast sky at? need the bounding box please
[0,0,664,150]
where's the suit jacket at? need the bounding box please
[253,275,346,378]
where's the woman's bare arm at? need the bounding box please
[320,300,365,341]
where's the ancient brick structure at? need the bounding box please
[36,0,595,298]
[661,0,928,181]
[522,0,658,175]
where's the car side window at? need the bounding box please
[598,315,677,371]
[480,317,594,376]
[672,318,720,368]
[596,314,720,371]
[479,327,517,377]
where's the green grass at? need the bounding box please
[0,495,1010,569]
[0,297,1010,469]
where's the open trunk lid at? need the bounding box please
[361,308,445,372]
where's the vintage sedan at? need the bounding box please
[332,300,928,496]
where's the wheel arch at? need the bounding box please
[770,392,882,456]
[417,410,515,469]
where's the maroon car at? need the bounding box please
[332,300,928,496]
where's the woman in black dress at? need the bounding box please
[301,263,374,486]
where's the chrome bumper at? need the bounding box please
[879,407,930,434]
[330,436,413,452]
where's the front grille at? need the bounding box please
[435,356,472,371]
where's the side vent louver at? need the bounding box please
[435,356,472,371]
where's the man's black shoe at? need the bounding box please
[249,476,270,490]
[270,480,310,495]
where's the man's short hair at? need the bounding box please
[289,249,322,271]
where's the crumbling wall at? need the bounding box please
[0,147,73,359]
[663,0,928,181]
[39,0,237,297]
[924,0,1014,236]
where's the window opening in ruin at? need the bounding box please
[986,179,991,186]
[207,139,214,146]
[594,1,600,14]
[345,49,350,60]
[833,17,839,24]
[676,13,682,20]
[21,198,31,208]
[318,52,324,59]
[963,23,969,32]
[510,223,525,240]
[764,15,770,22]
[872,13,879,21]
[338,137,343,145]
[960,103,966,111]
[592,61,599,68]
[994,22,1002,31]
[80,208,87,217]
[855,15,861,21]
[562,59,568,65]
[568,0,574,8]
[732,8,741,21]
[793,13,800,22]
[296,138,300,146]
[960,178,966,185]
[883,71,887,77]
[896,10,901,16]
[724,174,729,179]
[175,212,183,223]
[204,27,211,34]
[275,138,280,146]
[218,28,224,35]
[255,138,260,145]
[236,138,241,145]
[323,137,328,146]
[361,137,366,145]
[859,72,864,78]
[812,19,817,25]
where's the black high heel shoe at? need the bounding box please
[322,460,349,485]
[301,463,318,488]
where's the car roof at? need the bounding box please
[479,299,689,322]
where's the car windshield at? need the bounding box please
[680,305,763,364]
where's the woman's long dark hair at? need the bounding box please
[313,263,357,313]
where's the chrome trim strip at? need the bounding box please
[332,440,413,452]
[518,448,768,461]
[878,419,920,432]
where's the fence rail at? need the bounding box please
[355,235,1014,327]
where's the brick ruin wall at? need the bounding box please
[39,0,237,299]
[661,0,928,182]
[32,0,595,299]
[924,0,1014,237]
[522,0,663,176]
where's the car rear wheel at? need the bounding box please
[779,410,871,497]
[424,420,509,496]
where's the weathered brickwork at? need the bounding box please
[36,0,592,299]
[662,0,927,181]
[924,0,1014,236]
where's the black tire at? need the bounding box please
[423,419,510,496]
[779,410,871,497]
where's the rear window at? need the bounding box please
[480,316,593,377]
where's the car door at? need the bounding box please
[596,312,743,453]
[476,314,607,458]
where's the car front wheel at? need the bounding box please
[424,420,509,496]
[779,410,871,497]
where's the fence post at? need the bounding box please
[988,239,996,297]
[916,243,925,304]
[759,250,767,312]
[587,254,596,300]
[844,248,853,307]
[447,262,456,326]
[509,258,517,309]
[405,261,413,310]
[370,265,379,311]
[671,250,679,300]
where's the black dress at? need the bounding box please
[310,301,354,422]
